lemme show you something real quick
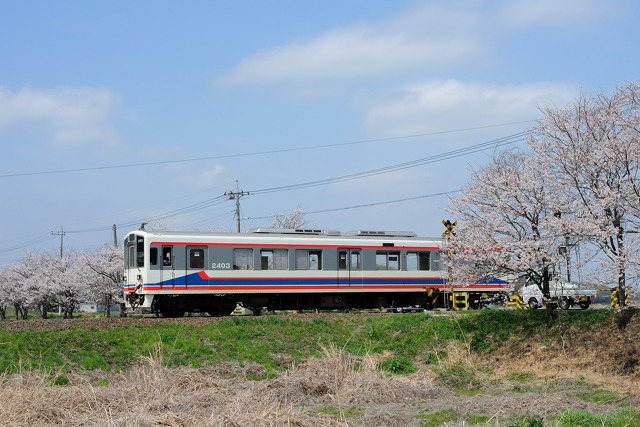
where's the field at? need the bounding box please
[0,309,638,426]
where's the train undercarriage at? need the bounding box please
[130,289,503,317]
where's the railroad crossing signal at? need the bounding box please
[442,219,457,310]
[442,220,457,238]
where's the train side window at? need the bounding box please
[350,251,362,270]
[162,246,173,267]
[376,251,400,270]
[260,249,288,270]
[309,250,321,270]
[233,248,253,270]
[150,248,158,266]
[407,252,430,271]
[189,248,205,269]
[338,251,348,270]
[295,250,322,270]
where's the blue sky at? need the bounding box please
[1,0,638,265]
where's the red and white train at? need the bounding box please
[123,228,509,317]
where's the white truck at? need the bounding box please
[521,281,597,310]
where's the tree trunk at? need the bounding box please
[104,294,111,318]
[542,266,555,327]
[616,227,626,309]
[40,304,48,319]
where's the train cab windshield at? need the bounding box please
[125,234,145,268]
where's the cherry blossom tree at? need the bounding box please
[530,82,640,309]
[447,149,568,307]
[269,206,307,229]
[4,252,50,319]
[42,252,85,319]
[80,245,125,318]
[0,267,9,320]
[0,263,27,319]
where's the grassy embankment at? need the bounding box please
[0,309,638,426]
[0,310,612,376]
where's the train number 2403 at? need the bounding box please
[211,262,231,269]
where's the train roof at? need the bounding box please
[249,228,418,238]
[125,228,441,244]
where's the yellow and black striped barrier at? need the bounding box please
[505,294,528,309]
[452,292,469,310]
[611,287,630,308]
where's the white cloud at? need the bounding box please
[218,0,618,87]
[218,4,485,86]
[363,80,579,138]
[0,87,122,147]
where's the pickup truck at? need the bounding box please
[521,281,597,310]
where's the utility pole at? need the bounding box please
[112,224,118,248]
[224,180,249,233]
[554,211,572,283]
[51,226,65,258]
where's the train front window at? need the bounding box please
[127,245,135,268]
[136,236,144,267]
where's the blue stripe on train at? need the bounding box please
[146,273,455,288]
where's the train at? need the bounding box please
[122,228,510,317]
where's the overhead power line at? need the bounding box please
[247,190,460,220]
[0,129,526,256]
[0,233,56,254]
[0,121,532,179]
[248,132,527,195]
[55,131,527,236]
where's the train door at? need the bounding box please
[185,246,207,288]
[160,246,175,289]
[337,249,363,288]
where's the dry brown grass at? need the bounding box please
[490,311,640,395]
[0,343,441,426]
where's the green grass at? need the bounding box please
[576,388,621,403]
[416,408,491,427]
[0,310,619,377]
[554,407,640,427]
